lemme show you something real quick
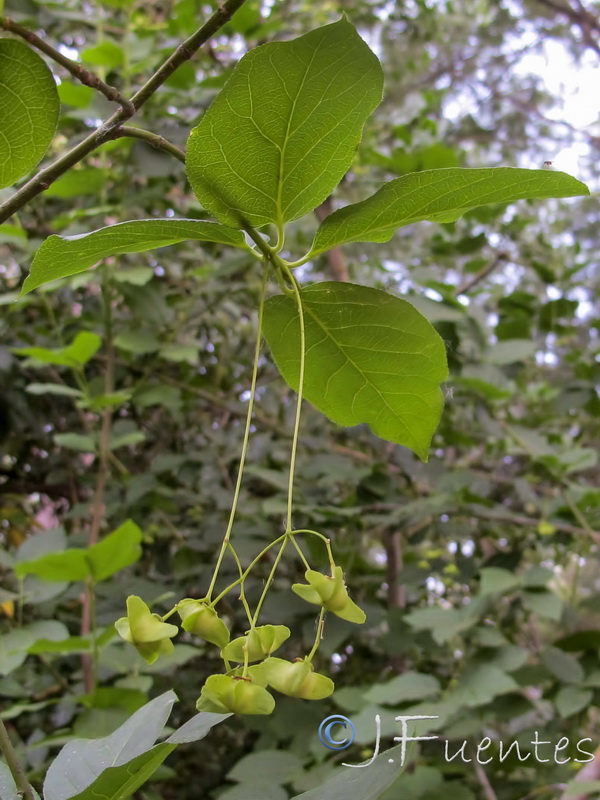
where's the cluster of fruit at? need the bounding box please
[115,566,365,715]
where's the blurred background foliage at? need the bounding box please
[0,0,599,798]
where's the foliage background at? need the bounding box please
[0,0,599,798]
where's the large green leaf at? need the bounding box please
[43,691,177,800]
[0,39,60,189]
[186,18,383,228]
[43,691,229,800]
[65,744,175,800]
[20,219,251,295]
[309,168,590,255]
[263,283,448,460]
[14,520,143,582]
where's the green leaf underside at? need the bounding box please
[21,219,251,295]
[310,168,590,255]
[64,744,176,800]
[43,693,227,800]
[43,691,178,800]
[186,18,383,228]
[263,283,448,460]
[0,39,60,189]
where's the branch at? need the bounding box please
[471,751,500,800]
[112,125,186,163]
[0,718,35,800]
[0,16,134,113]
[0,0,248,224]
[456,252,508,295]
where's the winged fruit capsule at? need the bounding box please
[291,566,366,623]
[196,673,275,715]
[261,656,334,699]
[177,599,230,647]
[115,595,178,665]
[221,624,290,662]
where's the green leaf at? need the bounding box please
[263,282,448,460]
[26,383,84,398]
[479,567,521,596]
[541,647,584,684]
[65,745,176,800]
[365,671,440,705]
[15,520,142,583]
[109,430,146,450]
[45,168,106,199]
[0,39,60,189]
[81,41,124,69]
[228,751,302,784]
[0,762,20,800]
[54,433,97,453]
[290,738,411,800]
[87,520,143,581]
[453,664,519,706]
[21,220,251,295]
[555,686,592,718]
[14,331,102,367]
[0,621,69,675]
[43,691,178,800]
[310,168,590,255]
[14,549,90,582]
[43,692,228,800]
[186,18,383,228]
[522,590,563,621]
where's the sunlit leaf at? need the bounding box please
[263,282,448,460]
[310,168,590,255]
[186,18,383,227]
[0,39,60,188]
[21,220,252,294]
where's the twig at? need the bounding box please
[456,252,508,295]
[471,751,500,800]
[359,503,600,543]
[0,718,35,800]
[0,16,134,113]
[111,125,186,163]
[0,0,248,224]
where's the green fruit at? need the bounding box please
[196,674,275,715]
[292,566,366,623]
[261,657,334,700]
[221,624,290,662]
[177,599,230,647]
[115,595,178,665]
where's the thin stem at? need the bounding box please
[283,266,306,532]
[0,16,134,112]
[307,608,326,661]
[0,0,249,224]
[206,265,269,600]
[289,534,311,570]
[227,542,253,625]
[291,529,336,570]
[112,126,186,163]
[251,538,288,626]
[0,718,35,800]
[211,533,288,606]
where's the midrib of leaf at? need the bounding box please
[302,302,418,441]
[275,41,320,230]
